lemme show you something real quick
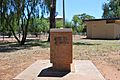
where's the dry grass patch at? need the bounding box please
[0,39,120,80]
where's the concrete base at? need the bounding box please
[13,60,105,80]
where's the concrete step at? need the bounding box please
[13,60,105,80]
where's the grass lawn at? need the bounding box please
[73,39,120,80]
[73,39,120,61]
[0,38,120,80]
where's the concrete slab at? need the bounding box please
[13,60,52,80]
[13,60,105,80]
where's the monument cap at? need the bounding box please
[50,28,72,32]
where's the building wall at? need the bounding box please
[105,24,115,39]
[86,20,118,39]
[86,22,93,38]
[114,24,120,39]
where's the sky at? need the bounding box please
[56,0,108,21]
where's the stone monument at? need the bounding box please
[50,28,72,71]
[13,28,105,80]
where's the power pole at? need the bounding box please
[63,0,65,27]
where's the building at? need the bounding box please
[55,15,63,21]
[85,18,120,39]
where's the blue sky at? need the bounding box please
[56,0,108,21]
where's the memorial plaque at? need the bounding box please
[50,28,72,71]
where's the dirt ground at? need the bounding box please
[0,35,120,80]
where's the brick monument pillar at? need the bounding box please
[50,28,72,71]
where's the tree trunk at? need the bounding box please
[20,14,30,45]
[9,23,20,43]
[20,25,27,45]
[47,0,56,41]
[4,16,20,43]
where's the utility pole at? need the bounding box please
[63,0,65,27]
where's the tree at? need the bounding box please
[40,0,56,41]
[0,0,44,45]
[72,13,95,33]
[72,15,79,33]
[102,0,120,18]
[45,0,56,41]
[102,3,110,18]
[65,21,75,32]
[28,18,49,37]
[56,19,63,28]
[49,0,56,29]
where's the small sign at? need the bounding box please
[54,36,69,45]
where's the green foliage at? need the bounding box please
[102,3,110,18]
[102,0,120,18]
[78,13,95,20]
[44,0,51,11]
[65,21,73,28]
[56,20,63,28]
[38,18,49,33]
[0,0,49,44]
[29,18,49,34]
[72,13,95,33]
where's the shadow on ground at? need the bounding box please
[25,39,49,48]
[73,42,100,46]
[38,67,70,77]
[82,38,120,40]
[0,39,50,52]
